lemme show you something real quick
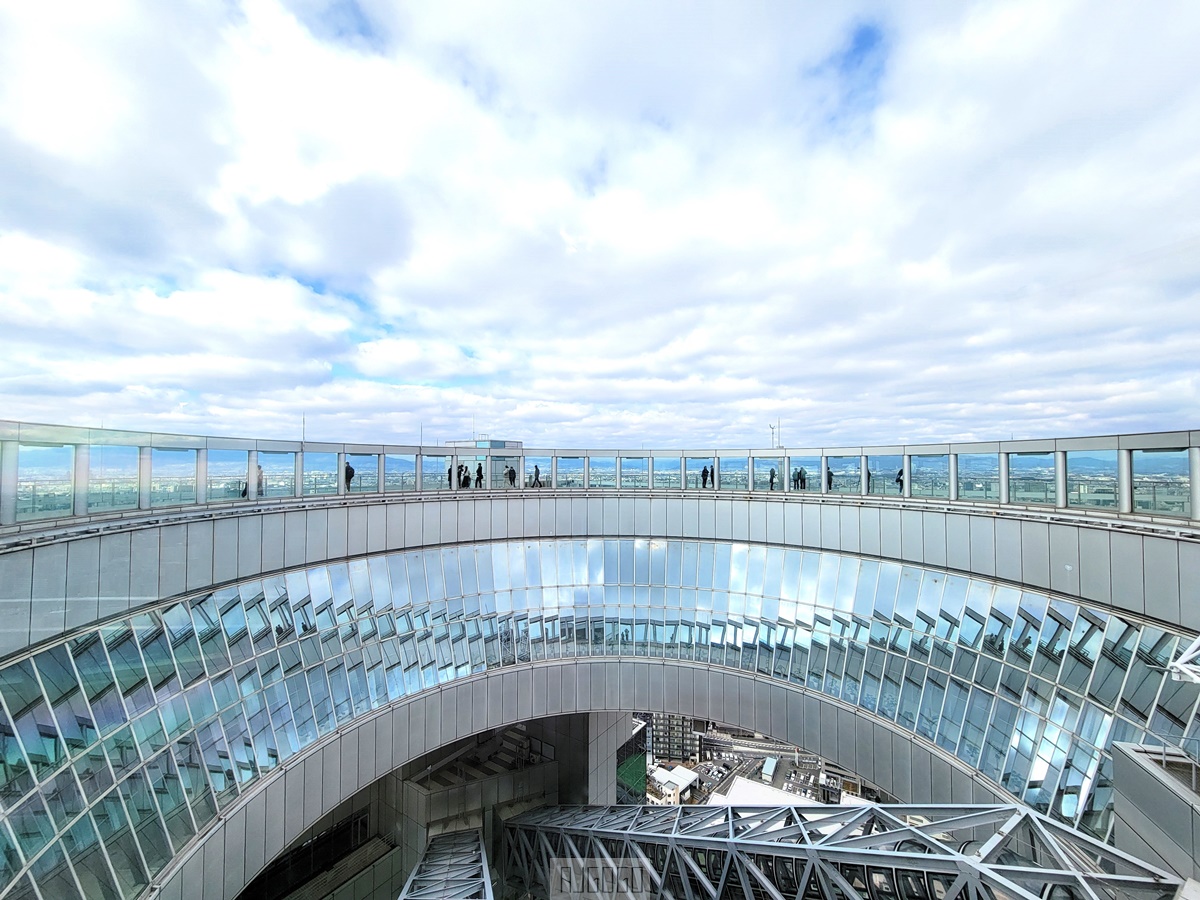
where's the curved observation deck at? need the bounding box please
[0,420,1198,900]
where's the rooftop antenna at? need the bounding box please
[302,414,306,441]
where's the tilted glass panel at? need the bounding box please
[384,454,416,491]
[302,451,337,496]
[589,457,616,488]
[258,451,295,497]
[345,453,377,493]
[422,455,452,491]
[867,455,903,496]
[752,457,784,492]
[1009,452,1054,505]
[910,454,949,498]
[207,448,248,502]
[685,457,716,490]
[150,448,196,508]
[957,453,999,502]
[555,457,584,488]
[87,444,138,512]
[717,457,747,490]
[652,457,680,489]
[1067,449,1116,510]
[787,456,819,492]
[16,443,74,521]
[826,456,859,493]
[1132,448,1190,517]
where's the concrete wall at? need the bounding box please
[149,659,1004,900]
[3,492,1198,662]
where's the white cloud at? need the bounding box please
[0,0,1197,448]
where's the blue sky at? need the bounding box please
[1,1,1198,449]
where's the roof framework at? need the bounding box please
[399,829,495,900]
[503,805,1182,900]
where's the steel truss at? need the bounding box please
[399,829,495,900]
[504,804,1182,900]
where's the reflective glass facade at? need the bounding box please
[0,538,1196,900]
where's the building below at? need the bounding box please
[650,713,703,763]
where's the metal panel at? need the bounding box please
[0,551,32,659]
[423,502,442,548]
[753,678,772,737]
[357,717,376,784]
[922,512,947,568]
[840,505,860,553]
[571,497,588,535]
[283,510,307,567]
[634,497,651,534]
[1179,542,1200,632]
[837,707,857,773]
[858,506,881,558]
[327,506,350,559]
[96,532,133,622]
[604,661,619,710]
[64,537,100,631]
[731,499,750,542]
[855,716,876,784]
[1110,531,1145,616]
[1079,528,1113,603]
[260,513,285,573]
[573,664,590,718]
[750,497,768,543]
[179,845,207,900]
[242,792,267,886]
[818,505,839,551]
[891,732,912,802]
[555,497,572,535]
[1049,523,1080,595]
[910,744,933,801]
[439,500,457,545]
[819,700,838,761]
[263,774,287,862]
[531,666,547,718]
[441,683,458,746]
[1019,521,1051,587]
[785,690,805,749]
[212,517,239,585]
[185,520,215,592]
[968,515,996,577]
[994,517,1021,583]
[603,497,619,534]
[650,497,666,536]
[945,513,971,571]
[130,526,163,607]
[305,509,329,564]
[222,799,247,900]
[410,501,430,547]
[586,496,603,534]
[900,509,924,562]
[714,498,733,540]
[951,767,972,803]
[1143,536,1180,624]
[29,543,67,646]
[365,504,385,553]
[879,507,902,560]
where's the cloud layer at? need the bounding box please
[2,1,1198,448]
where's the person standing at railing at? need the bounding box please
[769,468,777,491]
[344,461,355,490]
[475,463,483,488]
[701,466,709,488]
[532,464,543,487]
[895,468,903,492]
[798,467,807,490]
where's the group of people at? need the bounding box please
[449,463,485,489]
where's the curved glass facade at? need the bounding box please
[0,539,1197,899]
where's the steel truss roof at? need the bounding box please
[504,804,1182,900]
[399,829,495,900]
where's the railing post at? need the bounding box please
[196,448,208,504]
[139,446,152,509]
[551,456,558,489]
[902,454,911,499]
[73,442,89,517]
[415,453,424,491]
[860,454,869,495]
[0,440,17,525]
[616,456,623,490]
[1117,448,1133,514]
[820,455,829,494]
[999,453,1010,504]
[713,457,720,490]
[377,453,386,493]
[583,455,590,489]
[248,449,259,500]
[1053,450,1067,509]
[294,450,304,498]
[1190,446,1200,522]
[948,453,959,501]
[337,451,346,495]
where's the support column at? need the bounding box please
[337,451,346,495]
[139,446,152,509]
[712,458,720,490]
[583,456,590,490]
[451,453,459,491]
[415,453,424,492]
[248,450,259,501]
[821,455,830,494]
[860,454,870,495]
[551,456,558,489]
[999,453,1010,504]
[902,454,912,499]
[377,453,386,493]
[646,456,653,490]
[615,456,623,490]
[948,453,959,501]
[196,448,208,504]
[1,440,18,525]
[1118,448,1133,514]
[1190,447,1200,522]
[73,443,90,516]
[1054,450,1067,509]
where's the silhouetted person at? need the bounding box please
[508,466,516,487]
[826,468,834,491]
[895,468,904,492]
[448,466,453,489]
[242,464,265,498]
[792,469,800,490]
[701,466,709,488]
[769,468,776,491]
[476,463,483,488]
[532,464,542,487]
[866,469,872,493]
[344,461,355,490]
[798,467,806,490]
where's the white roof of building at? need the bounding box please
[708,776,873,807]
[651,765,701,791]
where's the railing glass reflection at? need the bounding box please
[150,448,196,507]
[1133,448,1191,517]
[87,444,138,512]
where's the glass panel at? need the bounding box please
[421,454,452,491]
[207,449,247,502]
[589,456,616,488]
[652,457,680,489]
[16,443,74,520]
[685,457,715,490]
[752,456,784,492]
[787,456,819,492]
[826,456,859,493]
[490,455,520,489]
[258,451,295,497]
[150,448,196,507]
[345,453,378,493]
[1133,448,1190,517]
[384,453,416,491]
[302,451,337,496]
[555,457,584,488]
[88,445,138,513]
[1066,449,1116,509]
[867,455,903,496]
[957,452,999,501]
[717,456,747,490]
[525,456,550,488]
[1009,452,1053,505]
[910,454,949,498]
[620,457,648,489]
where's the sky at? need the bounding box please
[1,1,1198,450]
